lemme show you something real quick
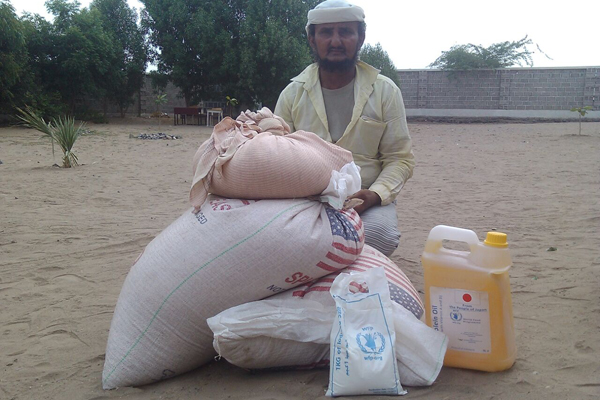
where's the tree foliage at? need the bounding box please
[0,1,29,113]
[2,0,147,119]
[429,36,539,70]
[91,0,149,116]
[360,43,400,87]
[2,0,354,119]
[43,1,121,112]
[235,0,318,108]
[141,0,318,108]
[148,70,169,93]
[19,12,67,117]
[141,0,235,106]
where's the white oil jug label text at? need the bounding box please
[430,287,491,354]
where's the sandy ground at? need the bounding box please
[1,117,599,400]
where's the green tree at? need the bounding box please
[141,0,317,109]
[35,0,120,113]
[91,0,148,117]
[360,43,400,87]
[429,36,540,70]
[0,1,28,114]
[19,12,67,117]
[235,0,318,108]
[148,70,169,93]
[141,0,226,106]
[1,2,65,118]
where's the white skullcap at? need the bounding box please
[306,0,365,34]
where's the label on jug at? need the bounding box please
[429,287,491,354]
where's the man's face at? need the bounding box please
[309,22,365,73]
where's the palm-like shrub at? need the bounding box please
[17,107,86,168]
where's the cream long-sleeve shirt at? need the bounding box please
[274,61,415,206]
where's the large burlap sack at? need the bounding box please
[190,108,354,211]
[102,196,363,389]
[208,246,447,387]
[284,245,424,319]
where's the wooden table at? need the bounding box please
[173,107,206,125]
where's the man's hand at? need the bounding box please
[348,189,381,215]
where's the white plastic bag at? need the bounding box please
[320,162,362,210]
[326,267,406,396]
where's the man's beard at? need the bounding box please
[315,48,359,73]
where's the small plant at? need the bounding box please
[154,92,168,125]
[225,95,239,117]
[570,106,593,135]
[16,106,86,168]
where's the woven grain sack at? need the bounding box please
[283,245,424,319]
[102,196,363,389]
[190,108,354,211]
[208,245,446,387]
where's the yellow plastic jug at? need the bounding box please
[422,225,516,372]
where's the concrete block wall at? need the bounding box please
[397,71,418,108]
[397,67,600,118]
[96,67,600,119]
[499,69,586,110]
[584,68,600,107]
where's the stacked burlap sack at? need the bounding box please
[102,108,447,390]
[209,245,447,387]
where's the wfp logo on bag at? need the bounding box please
[356,327,385,359]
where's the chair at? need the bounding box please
[206,108,223,126]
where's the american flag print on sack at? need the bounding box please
[292,244,424,320]
[314,207,364,273]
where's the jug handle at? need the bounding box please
[424,225,480,253]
